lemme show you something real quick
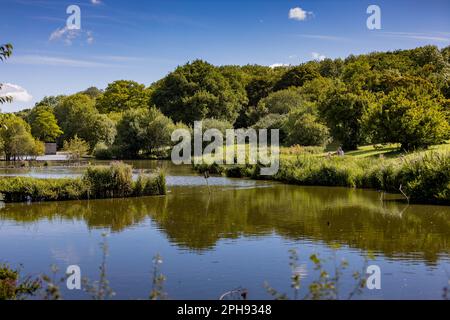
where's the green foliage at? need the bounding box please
[252,113,288,143]
[93,142,114,160]
[0,43,13,62]
[201,118,233,135]
[0,114,44,161]
[264,249,368,300]
[284,112,331,147]
[274,63,321,91]
[80,86,103,99]
[0,264,40,300]
[35,95,66,109]
[29,107,63,142]
[63,135,90,161]
[83,162,134,198]
[0,43,13,105]
[196,149,450,204]
[96,80,150,113]
[257,88,305,116]
[151,60,245,124]
[319,87,375,150]
[114,107,176,158]
[366,86,449,150]
[396,153,450,204]
[54,94,116,149]
[0,163,167,203]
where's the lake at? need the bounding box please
[0,161,449,300]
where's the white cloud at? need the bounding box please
[311,52,326,61]
[49,27,94,46]
[87,31,94,44]
[289,7,312,21]
[381,32,450,43]
[10,55,113,68]
[91,0,102,5]
[0,83,33,103]
[270,63,289,68]
[49,26,81,45]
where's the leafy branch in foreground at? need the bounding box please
[0,44,13,105]
[0,263,40,300]
[82,233,116,300]
[149,254,167,300]
[265,247,370,300]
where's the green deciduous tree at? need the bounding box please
[284,112,331,147]
[28,106,63,142]
[114,107,177,158]
[318,85,375,150]
[54,94,116,150]
[151,60,245,125]
[63,135,90,161]
[96,80,150,113]
[257,88,305,116]
[274,63,321,91]
[0,114,44,161]
[366,86,449,150]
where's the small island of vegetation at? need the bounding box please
[0,162,166,203]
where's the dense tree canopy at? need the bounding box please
[151,60,246,125]
[28,106,63,142]
[96,80,149,113]
[114,107,177,158]
[4,44,450,158]
[274,63,321,91]
[54,94,116,150]
[0,114,44,161]
[366,86,449,150]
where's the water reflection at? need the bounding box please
[1,183,449,264]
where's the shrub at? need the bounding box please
[397,153,450,203]
[0,162,167,203]
[284,112,331,147]
[93,143,114,160]
[83,162,134,198]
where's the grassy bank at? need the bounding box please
[0,162,166,203]
[194,146,450,205]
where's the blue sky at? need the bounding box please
[1,0,450,112]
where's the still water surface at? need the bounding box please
[0,161,449,299]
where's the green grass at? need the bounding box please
[0,162,166,203]
[195,143,450,205]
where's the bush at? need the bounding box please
[397,153,450,203]
[0,162,167,203]
[284,112,331,147]
[83,162,134,198]
[93,143,114,160]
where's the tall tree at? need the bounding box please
[274,63,321,91]
[96,80,149,113]
[366,86,449,150]
[151,60,245,125]
[54,94,116,150]
[29,107,63,142]
[114,107,177,158]
[0,114,43,161]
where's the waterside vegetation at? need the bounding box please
[0,162,166,203]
